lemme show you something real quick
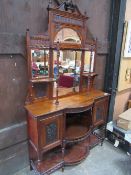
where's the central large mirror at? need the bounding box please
[53,27,82,97]
[31,49,49,79]
[53,50,82,97]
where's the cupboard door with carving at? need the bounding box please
[93,96,109,127]
[39,114,64,151]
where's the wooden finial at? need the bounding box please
[49,0,52,4]
[48,0,52,8]
[55,39,60,105]
[84,10,87,16]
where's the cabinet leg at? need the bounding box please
[37,151,43,163]
[104,124,107,136]
[62,140,65,158]
[62,140,65,172]
[101,124,106,146]
[30,161,33,171]
[101,139,104,146]
[88,135,91,149]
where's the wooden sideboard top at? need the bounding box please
[25,89,109,118]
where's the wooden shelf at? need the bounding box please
[83,134,100,147]
[64,134,100,165]
[82,72,98,77]
[64,139,90,165]
[90,134,102,148]
[30,78,56,83]
[32,148,63,174]
[65,125,89,141]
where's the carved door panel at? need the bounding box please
[93,96,109,127]
[39,114,64,151]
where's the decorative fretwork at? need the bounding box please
[55,24,61,31]
[85,43,96,51]
[54,15,83,26]
[46,122,58,144]
[30,35,50,48]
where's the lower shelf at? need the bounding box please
[64,134,100,165]
[30,134,100,174]
[64,140,90,165]
[90,134,102,148]
[31,147,63,175]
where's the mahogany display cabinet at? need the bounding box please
[25,1,110,175]
[26,90,109,174]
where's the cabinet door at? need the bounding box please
[39,114,64,151]
[93,96,109,127]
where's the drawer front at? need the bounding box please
[93,96,109,127]
[39,114,64,150]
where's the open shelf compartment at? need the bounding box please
[65,108,92,142]
[31,146,63,175]
[64,134,100,165]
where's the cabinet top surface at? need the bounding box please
[25,89,109,118]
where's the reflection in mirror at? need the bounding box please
[33,83,48,98]
[31,49,49,79]
[53,50,81,97]
[84,51,95,73]
[54,28,81,44]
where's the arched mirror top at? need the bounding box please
[54,28,81,44]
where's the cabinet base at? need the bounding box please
[31,160,63,175]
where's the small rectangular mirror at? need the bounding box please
[84,51,95,73]
[31,49,49,79]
